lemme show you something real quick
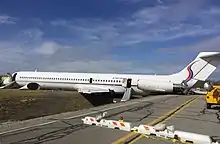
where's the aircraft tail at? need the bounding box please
[171,52,220,85]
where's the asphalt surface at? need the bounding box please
[0,94,218,144]
[132,96,220,144]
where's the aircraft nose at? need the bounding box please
[2,77,11,85]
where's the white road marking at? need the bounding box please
[0,95,173,135]
[0,121,57,135]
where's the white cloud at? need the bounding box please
[159,36,220,54]
[157,36,220,79]
[50,0,220,46]
[203,7,220,15]
[21,29,43,40]
[34,41,61,55]
[46,60,134,73]
[1,2,220,80]
[0,15,17,25]
[0,28,134,73]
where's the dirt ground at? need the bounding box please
[0,89,93,123]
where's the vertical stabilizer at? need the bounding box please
[171,52,220,86]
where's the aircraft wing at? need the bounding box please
[77,86,111,94]
[190,89,207,95]
[154,88,166,92]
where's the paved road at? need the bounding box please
[131,96,220,144]
[0,95,211,144]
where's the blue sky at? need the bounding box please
[0,0,220,79]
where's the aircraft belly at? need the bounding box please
[17,81,76,90]
[40,82,75,90]
[16,81,27,87]
[132,86,150,95]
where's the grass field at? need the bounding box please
[0,89,93,123]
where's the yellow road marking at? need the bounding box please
[128,135,143,144]
[111,96,198,144]
[128,96,199,144]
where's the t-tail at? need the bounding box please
[170,52,220,88]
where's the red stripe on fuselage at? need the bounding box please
[17,80,137,87]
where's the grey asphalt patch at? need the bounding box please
[0,95,196,144]
[0,95,166,135]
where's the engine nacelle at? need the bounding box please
[204,82,213,91]
[137,79,174,92]
[27,83,40,90]
[20,83,40,90]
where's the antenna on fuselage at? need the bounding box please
[34,69,38,72]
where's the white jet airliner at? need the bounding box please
[1,52,220,101]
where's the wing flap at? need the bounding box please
[77,86,110,94]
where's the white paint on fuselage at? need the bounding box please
[14,71,175,95]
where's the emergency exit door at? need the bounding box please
[89,78,93,83]
[126,78,132,88]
